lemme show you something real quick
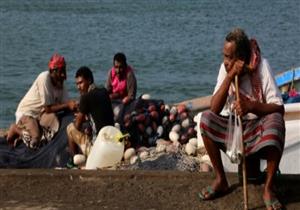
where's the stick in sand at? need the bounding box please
[235,75,249,210]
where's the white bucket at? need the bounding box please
[85,126,125,169]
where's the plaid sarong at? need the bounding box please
[200,110,285,155]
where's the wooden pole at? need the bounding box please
[235,76,248,210]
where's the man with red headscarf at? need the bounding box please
[6,53,77,149]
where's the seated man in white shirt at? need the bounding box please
[6,53,77,149]
[198,28,285,210]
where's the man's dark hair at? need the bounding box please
[113,52,127,68]
[225,28,251,64]
[75,66,94,83]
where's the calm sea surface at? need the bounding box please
[0,0,299,128]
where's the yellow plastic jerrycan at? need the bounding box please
[85,126,127,169]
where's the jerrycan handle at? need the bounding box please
[115,133,130,142]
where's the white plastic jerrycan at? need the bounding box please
[86,126,125,169]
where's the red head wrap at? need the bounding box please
[48,54,66,70]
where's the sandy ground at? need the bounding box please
[0,169,299,210]
[1,129,299,209]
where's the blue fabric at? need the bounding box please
[0,114,74,168]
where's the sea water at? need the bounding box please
[0,0,299,128]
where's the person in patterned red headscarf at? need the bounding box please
[6,53,78,149]
[198,28,285,210]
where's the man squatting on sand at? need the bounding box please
[66,66,114,167]
[199,28,285,210]
[6,54,77,149]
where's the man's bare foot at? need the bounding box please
[198,178,229,200]
[6,124,20,146]
[263,187,283,210]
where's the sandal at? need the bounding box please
[198,186,228,201]
[264,197,284,210]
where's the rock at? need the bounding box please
[146,126,153,136]
[181,118,190,128]
[114,122,120,130]
[141,94,151,100]
[150,111,159,120]
[164,104,170,111]
[159,104,165,113]
[156,126,163,137]
[139,151,149,160]
[148,104,156,112]
[188,138,198,147]
[200,163,212,172]
[185,143,196,156]
[171,124,181,132]
[169,131,179,142]
[113,106,120,117]
[134,113,146,122]
[148,137,157,147]
[177,104,186,114]
[137,123,145,133]
[156,144,166,153]
[130,111,137,117]
[187,127,196,138]
[169,113,176,122]
[200,154,211,164]
[124,148,136,160]
[193,112,205,148]
[156,139,171,146]
[162,116,168,124]
[170,106,177,115]
[73,154,86,166]
[179,133,189,144]
[166,142,179,153]
[130,155,138,164]
[151,121,158,132]
[179,112,188,120]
